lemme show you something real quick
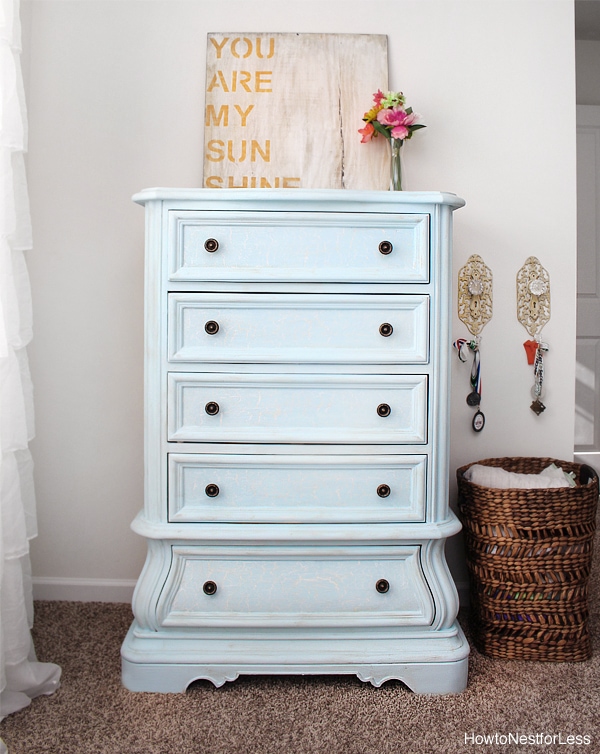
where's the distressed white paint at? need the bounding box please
[168,293,429,363]
[121,188,468,693]
[169,372,428,444]
[203,33,389,190]
[167,453,427,523]
[159,545,433,626]
[169,209,430,282]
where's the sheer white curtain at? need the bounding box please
[0,0,61,741]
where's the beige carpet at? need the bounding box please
[0,592,600,754]
[1,550,599,754]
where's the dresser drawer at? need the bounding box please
[167,373,428,444]
[158,545,434,627]
[168,293,429,364]
[168,211,429,283]
[168,453,427,523]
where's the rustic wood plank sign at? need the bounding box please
[203,33,389,190]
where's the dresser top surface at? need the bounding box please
[133,188,465,211]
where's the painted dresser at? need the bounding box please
[121,188,469,693]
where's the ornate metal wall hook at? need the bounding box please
[516,257,551,415]
[516,256,550,339]
[457,254,493,336]
[456,255,492,432]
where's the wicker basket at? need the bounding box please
[457,457,598,662]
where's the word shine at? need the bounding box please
[205,176,301,189]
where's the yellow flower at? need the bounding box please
[363,105,383,122]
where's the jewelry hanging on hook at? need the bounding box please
[516,257,551,415]
[455,255,493,432]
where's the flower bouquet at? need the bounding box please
[359,90,425,190]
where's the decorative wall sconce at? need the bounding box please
[516,256,550,415]
[516,256,551,339]
[458,254,493,337]
[454,254,493,432]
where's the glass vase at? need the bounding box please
[389,138,404,191]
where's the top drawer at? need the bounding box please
[168,211,429,283]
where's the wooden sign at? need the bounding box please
[203,33,389,190]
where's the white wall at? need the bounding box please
[23,0,577,601]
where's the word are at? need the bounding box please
[207,70,272,93]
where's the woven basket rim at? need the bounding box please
[457,457,598,491]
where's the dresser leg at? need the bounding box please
[356,658,469,694]
[121,621,469,694]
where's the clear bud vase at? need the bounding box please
[389,137,404,191]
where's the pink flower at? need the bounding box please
[376,107,419,141]
[391,124,410,140]
[373,89,385,106]
[358,122,375,143]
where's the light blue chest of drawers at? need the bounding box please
[120,189,469,693]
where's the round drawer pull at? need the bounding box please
[204,238,219,253]
[379,323,393,337]
[205,484,220,497]
[376,579,390,594]
[378,240,393,255]
[205,320,220,335]
[203,580,218,595]
[205,401,220,416]
[377,484,391,498]
[377,403,391,418]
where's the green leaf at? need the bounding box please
[372,121,391,139]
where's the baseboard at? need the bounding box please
[32,576,136,603]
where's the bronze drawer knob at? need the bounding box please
[379,323,393,337]
[377,403,391,417]
[205,320,220,335]
[378,240,393,255]
[204,238,219,253]
[205,484,220,497]
[205,401,220,416]
[376,579,390,594]
[377,484,391,498]
[203,580,218,595]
